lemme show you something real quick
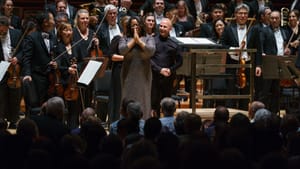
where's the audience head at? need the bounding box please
[248,101,265,120]
[79,107,96,125]
[120,98,135,118]
[160,97,176,117]
[144,117,162,140]
[46,96,65,121]
[184,113,202,134]
[153,0,165,15]
[126,101,143,120]
[174,110,189,135]
[16,118,39,139]
[213,106,229,123]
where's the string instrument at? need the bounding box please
[237,18,255,89]
[6,24,31,88]
[48,52,64,97]
[7,48,21,88]
[86,11,109,77]
[64,58,79,101]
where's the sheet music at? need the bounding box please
[77,60,102,86]
[174,37,216,45]
[0,61,10,81]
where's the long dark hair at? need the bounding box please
[126,16,145,37]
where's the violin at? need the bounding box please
[64,58,79,101]
[7,49,21,88]
[48,52,64,97]
[87,38,108,78]
[236,19,255,89]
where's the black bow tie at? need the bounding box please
[238,25,246,30]
[42,32,50,39]
[109,25,117,29]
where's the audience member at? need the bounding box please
[159,97,176,134]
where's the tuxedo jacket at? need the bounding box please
[199,22,215,38]
[220,22,262,66]
[260,26,289,56]
[22,31,57,76]
[97,21,122,56]
[0,28,22,83]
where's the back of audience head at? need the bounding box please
[46,96,65,121]
[174,111,189,135]
[253,108,281,133]
[121,98,135,118]
[144,117,162,141]
[160,97,176,117]
[213,106,229,123]
[80,107,96,125]
[127,101,143,120]
[16,118,39,139]
[249,101,265,120]
[229,112,250,129]
[184,113,202,135]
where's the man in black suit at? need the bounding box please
[259,10,290,114]
[97,4,122,56]
[220,3,262,111]
[23,11,56,111]
[164,4,185,37]
[47,0,77,22]
[0,16,22,128]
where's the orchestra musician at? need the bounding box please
[220,3,262,111]
[97,4,122,57]
[72,8,99,108]
[56,22,81,129]
[259,10,291,114]
[23,11,57,113]
[0,16,22,129]
[0,0,22,30]
[283,9,300,55]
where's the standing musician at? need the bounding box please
[259,10,291,114]
[0,16,22,128]
[23,11,57,113]
[0,0,22,30]
[97,4,122,57]
[72,8,99,108]
[220,3,262,111]
[283,9,300,55]
[56,22,81,129]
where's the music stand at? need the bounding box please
[172,37,221,113]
